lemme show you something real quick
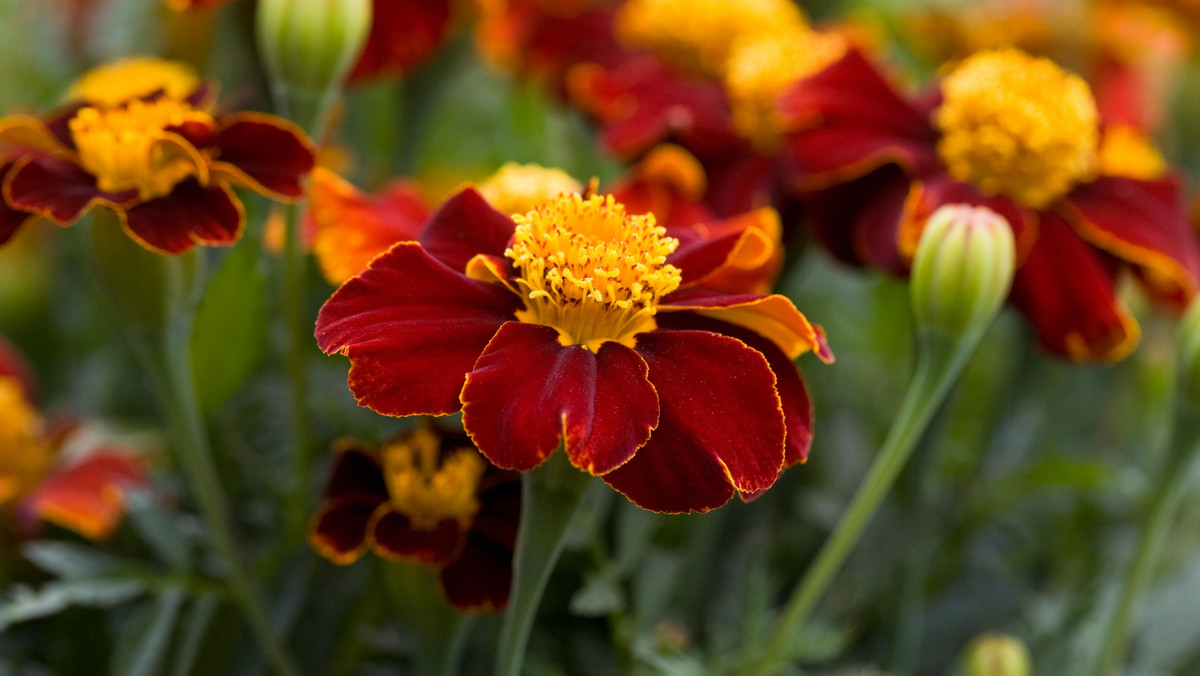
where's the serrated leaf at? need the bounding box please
[190,242,268,414]
[0,579,146,631]
[111,587,186,676]
[20,541,145,579]
[172,594,219,676]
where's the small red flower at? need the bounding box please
[347,0,455,83]
[0,59,315,254]
[315,189,831,513]
[780,46,1200,362]
[309,429,520,611]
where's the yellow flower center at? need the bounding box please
[724,27,846,152]
[381,428,485,531]
[66,57,202,107]
[476,162,584,216]
[507,193,682,352]
[69,99,213,200]
[0,377,50,506]
[1098,125,1167,180]
[934,48,1099,209]
[615,0,807,78]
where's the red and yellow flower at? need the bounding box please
[0,57,315,254]
[0,337,145,540]
[315,188,831,513]
[309,427,520,611]
[780,46,1200,361]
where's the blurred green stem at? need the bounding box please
[1096,406,1200,676]
[745,331,986,676]
[90,220,300,676]
[496,451,593,676]
[383,561,473,676]
[279,203,313,547]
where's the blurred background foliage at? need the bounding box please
[2,0,1200,674]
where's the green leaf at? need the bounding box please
[569,574,625,617]
[0,579,146,631]
[190,242,268,414]
[20,541,148,579]
[171,595,220,676]
[124,489,192,571]
[111,587,186,676]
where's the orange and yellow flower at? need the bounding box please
[315,188,831,513]
[779,46,1200,361]
[310,428,520,611]
[0,57,315,254]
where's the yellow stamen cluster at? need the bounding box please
[381,428,485,531]
[615,0,807,78]
[508,193,682,352]
[1098,125,1167,181]
[724,28,846,152]
[476,162,584,216]
[70,98,213,200]
[66,57,202,107]
[0,377,50,506]
[934,48,1099,209]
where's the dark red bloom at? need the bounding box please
[316,188,830,513]
[348,0,454,83]
[309,429,520,611]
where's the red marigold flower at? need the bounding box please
[309,428,520,611]
[780,46,1200,362]
[315,189,831,513]
[347,0,454,84]
[0,58,316,254]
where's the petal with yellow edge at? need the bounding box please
[5,155,135,226]
[209,113,316,201]
[667,207,781,293]
[120,180,244,254]
[603,330,786,513]
[20,452,144,541]
[369,508,464,565]
[315,243,520,417]
[309,493,384,565]
[417,188,517,272]
[660,288,829,361]
[460,321,659,475]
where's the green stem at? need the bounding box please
[280,203,312,547]
[382,561,474,676]
[745,331,983,676]
[90,222,300,676]
[1096,408,1200,676]
[496,451,594,676]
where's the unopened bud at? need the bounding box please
[962,632,1031,676]
[1178,297,1200,405]
[910,204,1015,339]
[256,0,372,133]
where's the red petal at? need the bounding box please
[120,180,244,254]
[21,452,145,541]
[321,443,388,502]
[800,164,909,270]
[461,322,658,475]
[210,113,316,200]
[472,468,522,549]
[1063,175,1200,305]
[1009,213,1139,361]
[661,289,828,361]
[779,46,939,191]
[0,160,37,244]
[439,535,513,611]
[604,330,786,513]
[308,494,383,565]
[417,188,517,271]
[898,176,1037,266]
[348,0,453,83]
[370,509,463,565]
[4,155,134,226]
[315,242,519,416]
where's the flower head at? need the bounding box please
[475,162,583,216]
[309,428,520,610]
[65,57,202,106]
[0,57,315,253]
[316,188,830,513]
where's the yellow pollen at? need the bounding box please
[69,99,213,200]
[724,27,846,152]
[507,193,682,352]
[476,162,584,216]
[381,428,485,531]
[66,57,202,107]
[934,48,1099,209]
[1098,125,1167,181]
[0,377,51,507]
[615,0,808,78]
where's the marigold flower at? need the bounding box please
[348,0,454,83]
[780,46,1200,362]
[0,341,144,540]
[0,57,316,253]
[309,429,520,610]
[474,0,626,85]
[316,189,831,513]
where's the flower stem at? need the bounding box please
[382,561,473,676]
[745,331,984,676]
[1096,407,1200,676]
[496,451,594,676]
[280,203,313,547]
[89,222,300,676]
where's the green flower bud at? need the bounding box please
[256,0,372,134]
[910,204,1016,339]
[1178,297,1200,406]
[962,632,1031,676]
